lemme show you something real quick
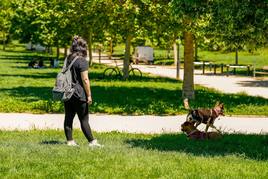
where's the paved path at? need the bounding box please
[136,64,268,99]
[96,58,268,99]
[0,56,267,134]
[0,113,267,134]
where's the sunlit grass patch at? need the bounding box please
[0,130,268,178]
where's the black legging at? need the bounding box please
[64,97,94,142]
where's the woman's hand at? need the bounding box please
[87,96,92,105]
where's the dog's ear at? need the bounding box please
[215,101,220,107]
[219,103,224,108]
[182,121,190,126]
[184,121,195,126]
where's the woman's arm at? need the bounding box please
[81,70,92,104]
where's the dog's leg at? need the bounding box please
[205,123,209,133]
[210,124,221,133]
[195,121,201,128]
[205,117,212,133]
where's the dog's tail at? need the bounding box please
[183,98,190,110]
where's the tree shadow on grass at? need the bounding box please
[125,133,268,161]
[1,83,268,114]
[1,50,38,54]
[0,55,52,60]
[0,72,58,79]
[237,80,268,88]
[1,87,53,102]
[91,85,268,114]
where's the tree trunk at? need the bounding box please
[98,48,101,63]
[64,47,68,58]
[48,46,53,55]
[182,31,195,99]
[173,40,180,79]
[123,35,132,79]
[177,40,181,79]
[235,48,238,64]
[173,41,177,65]
[194,39,198,61]
[56,46,60,60]
[89,32,93,65]
[3,33,6,51]
[167,48,171,59]
[86,30,93,65]
[109,39,113,60]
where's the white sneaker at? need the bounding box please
[89,139,103,148]
[66,140,79,147]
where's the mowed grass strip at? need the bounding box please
[0,44,268,115]
[0,130,268,178]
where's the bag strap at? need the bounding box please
[62,56,79,72]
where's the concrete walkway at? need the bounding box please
[0,56,267,134]
[136,64,268,99]
[0,113,267,134]
[95,58,268,99]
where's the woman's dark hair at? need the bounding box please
[70,36,88,57]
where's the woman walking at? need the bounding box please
[64,36,102,147]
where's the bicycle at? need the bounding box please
[103,59,142,79]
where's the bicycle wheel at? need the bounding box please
[129,68,142,79]
[103,68,118,79]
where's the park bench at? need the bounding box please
[194,61,226,75]
[194,61,212,74]
[226,64,252,76]
[210,63,225,75]
[253,66,268,77]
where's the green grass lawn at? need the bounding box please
[0,130,268,178]
[199,48,268,68]
[0,43,268,115]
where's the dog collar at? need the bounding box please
[213,108,221,116]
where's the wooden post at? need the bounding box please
[202,61,205,74]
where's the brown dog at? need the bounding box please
[184,98,224,133]
[181,121,221,140]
